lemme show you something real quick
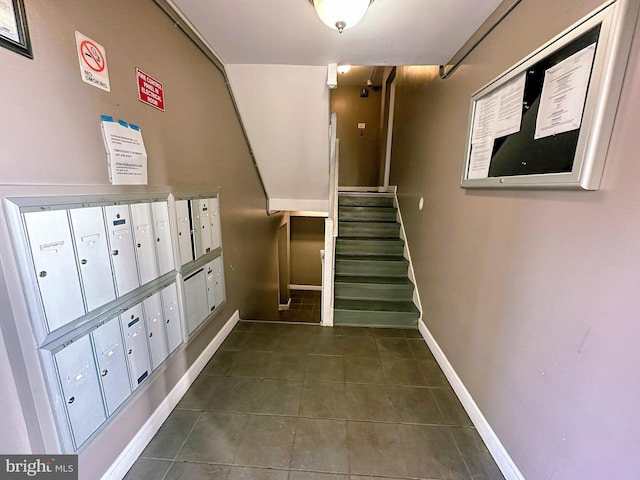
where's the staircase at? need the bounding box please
[333,192,420,328]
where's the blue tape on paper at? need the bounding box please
[129,123,140,131]
[118,119,128,127]
[100,115,114,122]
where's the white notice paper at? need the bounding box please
[471,92,499,145]
[468,136,495,179]
[495,72,527,138]
[0,0,19,42]
[468,92,498,179]
[101,120,148,185]
[534,43,597,139]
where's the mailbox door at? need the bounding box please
[104,205,140,296]
[143,292,168,369]
[120,303,151,390]
[161,283,182,353]
[151,202,174,276]
[198,199,213,255]
[69,207,116,311]
[183,269,208,334]
[54,335,106,449]
[205,261,216,313]
[24,209,85,332]
[130,203,159,285]
[209,197,221,251]
[175,200,194,266]
[92,318,131,415]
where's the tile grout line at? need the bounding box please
[448,426,476,480]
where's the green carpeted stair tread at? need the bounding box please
[334,274,413,285]
[334,298,419,313]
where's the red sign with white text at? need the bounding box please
[136,68,165,111]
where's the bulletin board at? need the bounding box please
[460,0,639,190]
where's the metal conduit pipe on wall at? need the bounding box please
[153,0,276,215]
[439,0,522,79]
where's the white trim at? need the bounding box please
[394,194,423,319]
[100,310,240,480]
[321,219,335,327]
[268,198,329,212]
[279,298,292,311]
[338,186,381,192]
[383,78,396,187]
[290,284,322,291]
[418,320,524,480]
[288,211,328,218]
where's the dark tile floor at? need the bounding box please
[279,290,321,323]
[125,321,504,480]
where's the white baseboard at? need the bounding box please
[290,284,322,291]
[279,298,291,311]
[418,320,524,480]
[101,310,240,480]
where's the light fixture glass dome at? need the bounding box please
[313,0,371,33]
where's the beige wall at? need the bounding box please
[0,0,280,476]
[391,0,640,478]
[331,86,382,187]
[290,217,325,286]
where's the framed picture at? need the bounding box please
[0,0,32,58]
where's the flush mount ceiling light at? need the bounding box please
[337,64,352,74]
[309,0,375,33]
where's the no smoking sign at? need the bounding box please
[75,31,111,92]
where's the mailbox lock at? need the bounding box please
[149,332,153,337]
[68,396,75,404]
[101,369,108,377]
[128,349,133,354]
[166,319,170,324]
[178,232,182,236]
[112,249,119,256]
[137,243,142,248]
[80,259,88,265]
[116,214,121,219]
[39,271,47,278]
[157,237,160,242]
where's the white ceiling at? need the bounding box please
[170,0,505,66]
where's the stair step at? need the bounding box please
[338,194,395,208]
[339,206,397,222]
[336,237,405,256]
[335,274,413,285]
[334,275,413,301]
[339,221,400,238]
[333,299,419,328]
[335,256,408,276]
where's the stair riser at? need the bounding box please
[339,196,395,208]
[335,260,408,276]
[335,283,414,301]
[334,309,418,328]
[339,210,397,222]
[339,223,400,237]
[336,242,405,256]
